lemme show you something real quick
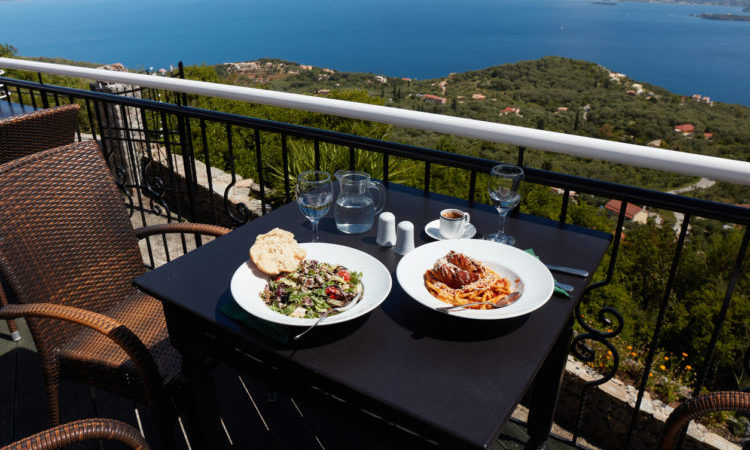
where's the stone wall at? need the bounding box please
[144,146,266,228]
[555,357,740,450]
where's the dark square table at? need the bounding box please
[134,184,611,449]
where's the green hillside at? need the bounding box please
[254,56,750,197]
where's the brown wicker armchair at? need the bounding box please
[0,104,80,164]
[0,140,231,447]
[0,103,81,342]
[659,391,750,450]
[1,418,149,450]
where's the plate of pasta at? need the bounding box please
[396,239,554,319]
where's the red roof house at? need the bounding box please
[674,124,695,136]
[604,200,648,223]
[423,94,446,104]
[499,107,520,115]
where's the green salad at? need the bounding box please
[260,259,363,318]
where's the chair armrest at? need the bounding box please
[1,418,148,450]
[0,303,163,402]
[134,222,231,239]
[659,391,750,450]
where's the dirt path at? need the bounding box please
[667,177,716,195]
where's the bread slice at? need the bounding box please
[250,228,306,275]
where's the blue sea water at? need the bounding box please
[2,0,750,105]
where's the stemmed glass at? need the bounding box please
[486,164,524,245]
[296,171,333,242]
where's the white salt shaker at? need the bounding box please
[394,221,415,255]
[376,212,397,247]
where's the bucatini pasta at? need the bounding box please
[423,251,517,310]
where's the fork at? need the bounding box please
[436,291,521,313]
[293,293,362,341]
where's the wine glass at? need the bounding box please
[486,164,523,245]
[296,171,333,242]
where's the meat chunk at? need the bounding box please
[429,252,484,289]
[446,251,484,276]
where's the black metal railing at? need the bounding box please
[1,74,748,449]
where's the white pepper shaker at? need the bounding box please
[376,212,397,247]
[394,221,415,255]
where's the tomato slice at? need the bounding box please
[337,270,351,281]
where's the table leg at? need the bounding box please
[163,304,227,449]
[525,316,573,450]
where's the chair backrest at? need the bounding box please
[659,391,750,450]
[1,417,149,450]
[0,140,145,353]
[0,104,80,164]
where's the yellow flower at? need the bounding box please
[607,329,613,333]
[649,372,653,377]
[608,350,613,355]
[631,352,637,357]
[682,352,688,357]
[685,365,692,370]
[660,365,666,370]
[627,345,633,350]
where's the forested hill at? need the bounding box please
[225,56,750,201]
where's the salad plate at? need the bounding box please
[231,243,392,327]
[396,239,554,320]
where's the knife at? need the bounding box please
[555,281,574,293]
[545,264,589,278]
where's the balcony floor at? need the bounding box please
[0,318,581,450]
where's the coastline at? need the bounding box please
[619,0,749,6]
[693,12,750,19]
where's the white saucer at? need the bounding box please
[424,219,477,240]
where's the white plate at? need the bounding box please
[424,219,477,240]
[230,243,392,327]
[396,239,554,320]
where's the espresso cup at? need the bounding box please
[439,209,471,239]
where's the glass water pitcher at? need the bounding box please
[334,170,386,234]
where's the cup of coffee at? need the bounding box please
[439,209,471,239]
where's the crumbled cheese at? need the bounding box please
[290,307,307,318]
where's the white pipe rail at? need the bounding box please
[2,57,749,185]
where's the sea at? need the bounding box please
[2,0,750,106]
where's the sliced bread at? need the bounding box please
[250,228,306,275]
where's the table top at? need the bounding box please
[134,183,611,448]
[0,101,35,120]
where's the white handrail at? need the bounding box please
[2,57,749,185]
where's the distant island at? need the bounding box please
[623,0,750,6]
[592,1,618,5]
[694,12,750,20]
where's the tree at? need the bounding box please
[0,43,17,58]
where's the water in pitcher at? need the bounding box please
[334,195,375,234]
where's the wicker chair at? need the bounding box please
[0,103,80,164]
[1,418,149,450]
[659,391,750,449]
[0,103,81,342]
[0,140,231,447]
